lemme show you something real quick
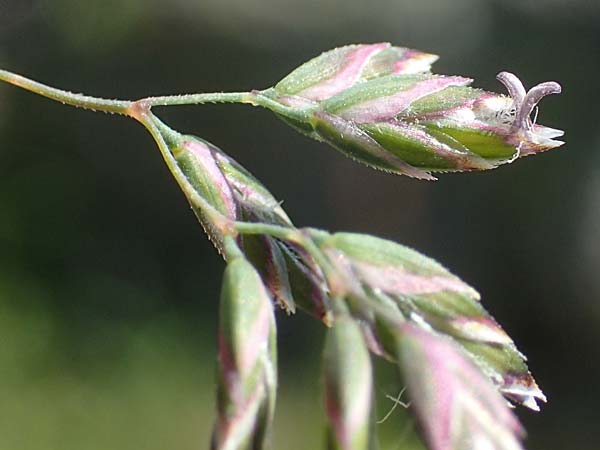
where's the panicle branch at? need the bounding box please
[0,42,562,450]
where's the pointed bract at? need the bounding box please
[242,234,296,314]
[281,242,332,324]
[323,315,374,450]
[398,324,525,450]
[173,137,239,251]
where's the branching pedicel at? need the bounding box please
[0,43,563,450]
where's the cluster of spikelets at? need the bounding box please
[153,44,561,450]
[0,43,563,450]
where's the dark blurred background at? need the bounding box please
[0,0,598,449]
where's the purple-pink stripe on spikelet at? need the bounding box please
[299,44,388,101]
[212,258,277,450]
[399,325,525,450]
[354,261,477,297]
[338,76,472,124]
[183,139,238,220]
[323,316,373,450]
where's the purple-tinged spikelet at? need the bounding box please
[267,43,563,179]
[398,324,525,450]
[323,315,373,450]
[307,230,546,411]
[212,257,277,450]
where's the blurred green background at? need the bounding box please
[0,0,599,449]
